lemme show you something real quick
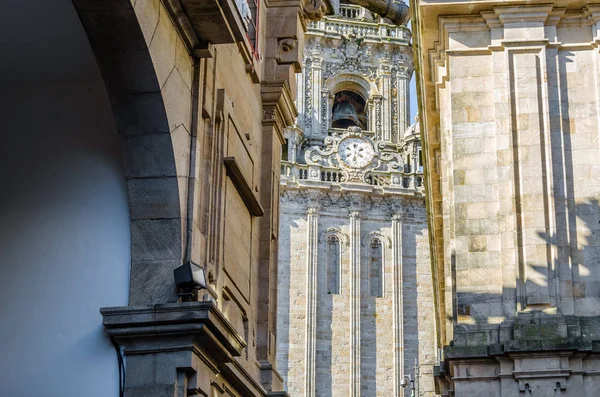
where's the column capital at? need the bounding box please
[307,207,320,215]
[349,210,361,219]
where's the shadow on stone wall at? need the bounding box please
[448,50,600,348]
[403,223,423,397]
[449,197,600,351]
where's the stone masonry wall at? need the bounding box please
[276,190,436,396]
[413,1,600,395]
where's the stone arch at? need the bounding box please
[325,73,378,131]
[73,0,191,304]
[362,232,390,297]
[324,73,379,100]
[361,231,392,248]
[319,227,350,248]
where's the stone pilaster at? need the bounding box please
[380,63,392,141]
[305,206,320,397]
[395,69,410,143]
[349,210,361,397]
[391,212,404,396]
[310,47,323,143]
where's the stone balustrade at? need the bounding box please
[281,160,423,191]
[307,15,410,40]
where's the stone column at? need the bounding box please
[395,68,410,142]
[321,89,330,135]
[310,47,323,143]
[305,207,319,397]
[391,212,404,396]
[380,63,392,141]
[349,210,361,397]
[373,95,383,140]
[296,71,305,122]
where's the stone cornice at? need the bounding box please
[101,301,247,357]
[261,80,298,144]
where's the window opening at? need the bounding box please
[236,0,259,55]
[331,90,368,129]
[282,138,289,161]
[370,239,383,297]
[327,235,341,294]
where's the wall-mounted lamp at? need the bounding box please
[174,261,207,302]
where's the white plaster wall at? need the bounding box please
[0,81,130,397]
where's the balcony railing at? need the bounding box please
[281,160,423,191]
[308,16,411,41]
[338,4,364,20]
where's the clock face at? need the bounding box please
[338,137,374,168]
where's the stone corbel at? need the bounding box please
[302,0,331,22]
[276,37,301,72]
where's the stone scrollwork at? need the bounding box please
[376,151,403,172]
[302,126,410,184]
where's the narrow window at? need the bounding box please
[327,235,341,294]
[282,138,289,161]
[370,239,383,297]
[418,149,423,172]
[406,154,411,173]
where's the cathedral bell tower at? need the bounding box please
[276,4,438,396]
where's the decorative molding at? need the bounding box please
[224,157,265,217]
[361,230,391,248]
[319,227,350,246]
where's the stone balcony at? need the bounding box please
[280,160,423,193]
[307,4,411,41]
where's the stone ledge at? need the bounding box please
[101,301,247,357]
[445,337,600,360]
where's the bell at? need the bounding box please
[332,101,360,129]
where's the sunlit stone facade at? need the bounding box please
[412,0,600,395]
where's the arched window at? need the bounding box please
[369,239,383,297]
[331,90,367,130]
[327,235,341,294]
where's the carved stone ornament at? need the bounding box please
[302,126,408,184]
[276,38,297,62]
[302,0,328,21]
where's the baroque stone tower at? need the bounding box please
[275,5,437,396]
